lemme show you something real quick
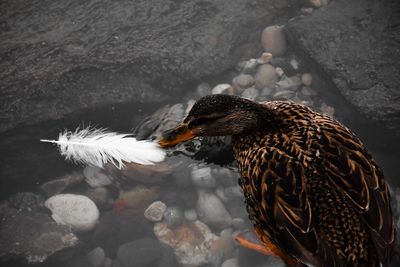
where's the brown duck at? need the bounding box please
[159,94,396,267]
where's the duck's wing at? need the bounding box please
[316,115,396,266]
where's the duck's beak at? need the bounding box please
[158,123,196,148]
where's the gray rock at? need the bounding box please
[86,247,106,267]
[301,86,318,96]
[301,73,313,86]
[0,0,291,132]
[261,25,287,56]
[0,193,79,263]
[196,190,232,228]
[184,209,198,221]
[241,87,260,100]
[222,258,240,267]
[254,64,278,89]
[85,187,115,210]
[273,90,296,100]
[287,0,400,135]
[83,166,114,188]
[191,165,217,188]
[232,218,247,230]
[144,201,167,222]
[212,83,233,95]
[232,74,255,90]
[117,238,162,267]
[163,206,184,226]
[197,82,212,97]
[40,172,85,197]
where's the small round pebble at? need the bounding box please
[191,165,216,188]
[163,206,184,226]
[232,74,255,90]
[83,166,114,187]
[254,64,278,89]
[212,84,233,95]
[144,201,167,222]
[257,52,273,64]
[301,86,318,96]
[184,209,198,221]
[117,238,162,267]
[261,25,286,57]
[241,87,259,100]
[261,87,274,97]
[197,82,212,97]
[222,258,239,267]
[232,218,247,230]
[86,247,105,267]
[307,0,321,8]
[301,73,313,86]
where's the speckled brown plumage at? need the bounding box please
[159,95,397,267]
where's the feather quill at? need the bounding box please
[40,127,165,169]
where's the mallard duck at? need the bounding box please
[159,94,397,267]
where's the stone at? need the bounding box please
[307,0,321,8]
[0,193,79,263]
[83,166,114,187]
[261,26,287,56]
[301,7,314,16]
[163,206,184,226]
[86,247,106,267]
[85,187,115,210]
[301,86,318,96]
[154,220,218,266]
[45,194,100,231]
[241,87,259,100]
[276,76,301,91]
[197,82,212,97]
[273,90,296,100]
[116,238,162,267]
[196,190,232,228]
[0,0,291,133]
[301,73,313,86]
[232,74,255,90]
[221,258,240,267]
[232,218,247,230]
[191,165,217,188]
[144,201,167,222]
[212,83,233,95]
[184,209,198,221]
[254,64,278,89]
[115,185,159,211]
[208,229,235,264]
[261,87,274,97]
[240,58,259,74]
[257,52,273,64]
[40,172,85,197]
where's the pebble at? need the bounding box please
[307,0,321,8]
[45,194,100,231]
[257,52,273,64]
[289,59,299,70]
[115,185,159,211]
[254,64,278,89]
[197,82,212,97]
[301,7,314,16]
[196,190,232,228]
[241,87,259,100]
[184,209,198,221]
[261,25,287,56]
[240,58,259,74]
[222,258,240,267]
[273,90,296,100]
[212,83,233,95]
[275,67,285,77]
[224,186,243,200]
[163,206,184,226]
[232,218,247,230]
[116,238,162,267]
[85,187,115,210]
[209,229,235,264]
[144,201,167,222]
[232,74,255,90]
[191,165,217,188]
[40,172,85,197]
[83,166,114,187]
[86,247,105,267]
[301,86,318,96]
[153,220,218,266]
[301,73,313,86]
[260,87,274,97]
[276,76,301,91]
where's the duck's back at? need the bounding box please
[232,101,396,266]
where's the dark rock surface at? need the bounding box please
[0,192,79,263]
[287,0,400,135]
[0,0,292,133]
[116,238,162,267]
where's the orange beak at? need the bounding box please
[158,123,196,148]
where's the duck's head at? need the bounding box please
[158,94,272,148]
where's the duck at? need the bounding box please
[158,94,397,267]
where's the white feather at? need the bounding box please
[41,127,165,169]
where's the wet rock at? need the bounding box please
[301,73,313,86]
[212,83,234,95]
[163,206,184,226]
[232,218,247,230]
[116,238,162,267]
[83,166,114,187]
[0,193,79,263]
[85,187,115,210]
[254,64,278,89]
[276,76,301,91]
[197,82,212,97]
[257,52,273,65]
[154,220,218,266]
[144,201,167,222]
[191,165,217,188]
[45,194,100,231]
[115,185,159,212]
[301,7,314,16]
[157,244,178,267]
[273,90,296,100]
[287,0,400,134]
[209,229,235,265]
[222,258,240,267]
[241,87,260,100]
[115,162,172,184]
[261,87,274,97]
[240,58,259,75]
[86,247,106,267]
[306,0,322,8]
[232,74,255,90]
[197,190,232,228]
[184,209,198,221]
[261,26,287,57]
[40,172,85,197]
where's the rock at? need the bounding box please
[232,74,255,90]
[276,76,302,91]
[260,87,274,97]
[0,0,291,133]
[144,201,167,222]
[45,194,100,231]
[85,187,115,210]
[307,0,322,8]
[240,58,259,74]
[83,166,114,187]
[103,258,113,267]
[208,229,235,264]
[184,209,198,221]
[287,0,400,135]
[197,82,212,97]
[273,90,296,100]
[157,244,178,267]
[40,172,85,197]
[0,193,79,263]
[301,86,318,96]
[163,206,184,226]
[301,7,314,16]
[115,185,159,211]
[191,165,217,188]
[212,83,234,95]
[257,52,273,65]
[241,87,259,100]
[254,64,278,89]
[116,238,162,267]
[301,73,313,86]
[86,247,106,267]
[154,220,218,266]
[261,26,287,57]
[196,190,232,228]
[222,258,240,267]
[116,162,172,184]
[232,218,247,230]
